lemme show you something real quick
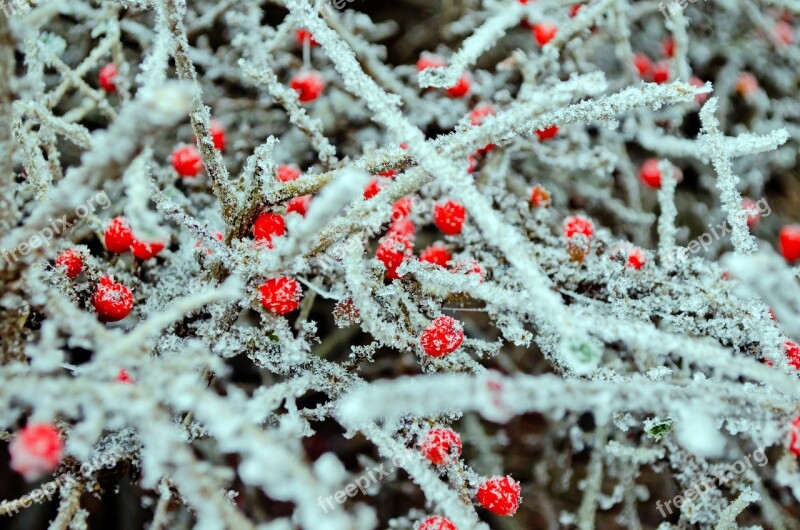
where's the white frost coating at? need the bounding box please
[675,409,726,459]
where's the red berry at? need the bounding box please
[290,71,325,102]
[785,341,800,369]
[742,198,761,229]
[259,277,302,315]
[277,164,302,183]
[563,215,594,239]
[387,218,416,239]
[533,23,558,46]
[287,195,312,216]
[55,249,82,278]
[467,154,478,174]
[476,476,521,516]
[535,125,558,141]
[364,178,382,200]
[420,316,464,357]
[789,416,800,456]
[295,28,319,47]
[450,259,485,281]
[105,217,133,254]
[420,428,462,465]
[433,200,466,235]
[171,145,203,177]
[380,169,397,178]
[530,185,551,207]
[116,369,134,384]
[98,63,117,93]
[774,20,795,45]
[469,104,495,126]
[633,52,653,79]
[376,235,413,280]
[446,74,471,98]
[9,423,63,481]
[652,61,669,84]
[779,225,800,262]
[626,247,646,270]
[569,4,582,17]
[253,212,286,248]
[640,159,662,188]
[419,245,452,268]
[130,238,166,260]
[391,197,413,221]
[418,516,456,530]
[92,276,134,322]
[662,36,675,58]
[417,54,446,72]
[210,119,226,151]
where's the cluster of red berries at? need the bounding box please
[105,217,166,260]
[417,54,471,98]
[170,119,226,177]
[632,38,674,84]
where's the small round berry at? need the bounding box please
[116,369,135,384]
[633,52,653,79]
[55,249,82,278]
[420,316,464,357]
[469,104,495,126]
[779,225,800,263]
[742,198,761,229]
[171,145,203,177]
[789,416,800,456]
[286,195,312,217]
[364,178,382,200]
[652,61,669,84]
[419,245,452,268]
[445,74,472,98]
[295,28,319,47]
[209,119,226,151]
[417,54,446,72]
[9,423,64,481]
[277,164,302,183]
[450,259,485,282]
[130,238,166,260]
[98,63,118,93]
[535,125,558,141]
[736,72,759,97]
[533,23,558,46]
[433,200,466,236]
[785,341,800,369]
[563,215,594,239]
[417,516,456,530]
[290,71,325,103]
[392,197,413,221]
[376,234,413,280]
[640,159,662,188]
[259,277,302,315]
[387,218,416,239]
[530,185,551,207]
[253,212,286,248]
[420,428,462,465]
[626,247,646,270]
[661,36,675,58]
[92,276,134,322]
[476,476,521,516]
[105,217,133,254]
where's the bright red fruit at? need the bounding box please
[569,4,582,17]
[9,423,63,481]
[530,185,551,207]
[171,145,203,177]
[392,197,413,221]
[117,369,135,384]
[98,63,118,93]
[476,476,521,516]
[420,428,462,465]
[364,178,382,200]
[742,198,761,229]
[420,316,464,357]
[563,215,594,239]
[784,341,800,369]
[662,36,675,58]
[535,126,558,141]
[277,164,302,182]
[470,104,495,126]
[290,71,325,102]
[55,249,82,278]
[533,23,558,46]
[652,61,669,84]
[376,235,413,280]
[626,247,646,270]
[633,52,653,79]
[640,158,662,188]
[779,225,800,262]
[295,28,319,47]
[451,259,485,281]
[209,119,226,151]
[419,245,452,268]
[433,200,466,235]
[446,75,471,98]
[131,238,166,260]
[287,195,312,216]
[789,416,800,456]
[417,54,446,72]
[259,277,302,315]
[105,217,133,254]
[387,218,416,239]
[253,212,286,248]
[417,516,456,530]
[92,276,134,322]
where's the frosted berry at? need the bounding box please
[290,71,325,102]
[9,423,63,481]
[116,369,134,384]
[640,158,662,188]
[209,119,226,151]
[388,218,416,239]
[295,28,319,47]
[652,61,669,84]
[417,54,446,71]
[742,198,761,229]
[392,197,413,221]
[476,476,521,516]
[779,225,800,263]
[563,215,594,239]
[446,74,472,98]
[131,238,166,260]
[533,23,558,46]
[467,154,478,174]
[535,125,558,141]
[633,52,653,79]
[433,200,466,235]
[376,234,413,280]
[789,416,800,456]
[785,341,800,369]
[277,164,302,182]
[662,36,675,58]
[259,277,302,315]
[171,145,203,177]
[287,195,312,216]
[105,217,133,254]
[98,63,118,93]
[253,212,286,248]
[92,276,134,322]
[55,249,82,278]
[530,185,551,207]
[469,104,495,126]
[626,247,646,270]
[451,259,485,281]
[419,245,452,268]
[364,178,382,200]
[420,428,462,465]
[420,316,464,357]
[418,516,456,530]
